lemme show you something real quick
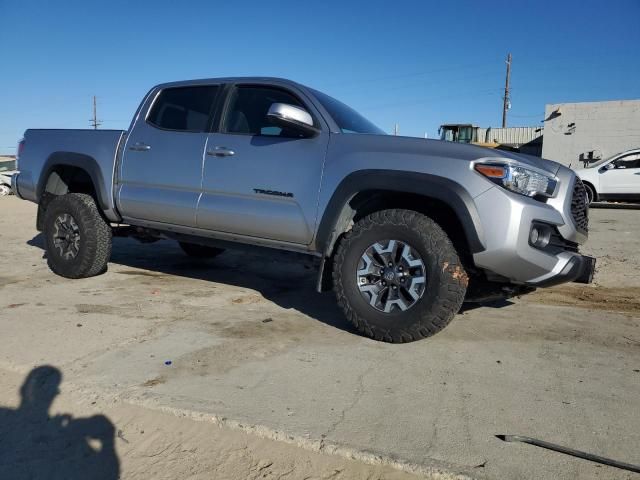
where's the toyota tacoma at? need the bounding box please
[12,77,595,342]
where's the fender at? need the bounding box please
[314,169,486,257]
[38,152,112,213]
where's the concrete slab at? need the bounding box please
[1,197,638,479]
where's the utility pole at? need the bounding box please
[501,53,512,128]
[393,123,399,136]
[90,95,102,129]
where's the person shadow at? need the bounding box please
[0,366,120,480]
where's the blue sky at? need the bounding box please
[1,0,639,154]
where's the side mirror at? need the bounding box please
[605,163,615,170]
[267,103,320,138]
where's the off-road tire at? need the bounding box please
[333,209,467,343]
[43,193,112,278]
[178,242,225,259]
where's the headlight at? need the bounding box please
[474,161,557,198]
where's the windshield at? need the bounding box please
[585,151,640,168]
[587,156,612,168]
[440,126,475,143]
[440,128,454,141]
[311,89,385,135]
[0,160,16,172]
[589,151,640,169]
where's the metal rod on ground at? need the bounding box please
[496,435,640,474]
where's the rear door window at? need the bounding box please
[147,86,220,132]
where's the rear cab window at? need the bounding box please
[147,85,220,132]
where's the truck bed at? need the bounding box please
[15,129,126,221]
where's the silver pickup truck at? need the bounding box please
[13,77,595,342]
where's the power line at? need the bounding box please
[322,58,505,90]
[358,88,500,111]
[344,68,503,96]
[509,112,544,118]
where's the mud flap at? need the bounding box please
[574,255,596,284]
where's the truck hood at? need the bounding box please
[358,135,562,176]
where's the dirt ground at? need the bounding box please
[0,367,437,480]
[1,196,639,479]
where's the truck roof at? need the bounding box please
[154,77,307,90]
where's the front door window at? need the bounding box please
[223,86,314,138]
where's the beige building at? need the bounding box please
[541,100,640,168]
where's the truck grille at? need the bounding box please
[571,179,589,233]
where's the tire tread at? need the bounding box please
[44,193,112,279]
[332,209,467,343]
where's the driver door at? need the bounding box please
[197,84,329,245]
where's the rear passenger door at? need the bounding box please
[118,85,220,227]
[198,84,329,245]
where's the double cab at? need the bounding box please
[12,77,595,342]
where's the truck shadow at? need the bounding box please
[0,366,119,480]
[28,234,358,336]
[27,234,510,337]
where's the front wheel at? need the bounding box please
[43,193,112,278]
[333,209,467,343]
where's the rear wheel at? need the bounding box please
[333,209,468,343]
[43,193,112,278]
[178,242,225,259]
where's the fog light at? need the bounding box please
[529,223,552,248]
[530,227,540,244]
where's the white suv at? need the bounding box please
[575,149,640,204]
[0,158,17,196]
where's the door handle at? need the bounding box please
[207,146,235,157]
[129,142,151,151]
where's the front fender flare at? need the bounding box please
[314,170,486,257]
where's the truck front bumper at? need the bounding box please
[471,175,594,287]
[529,253,595,287]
